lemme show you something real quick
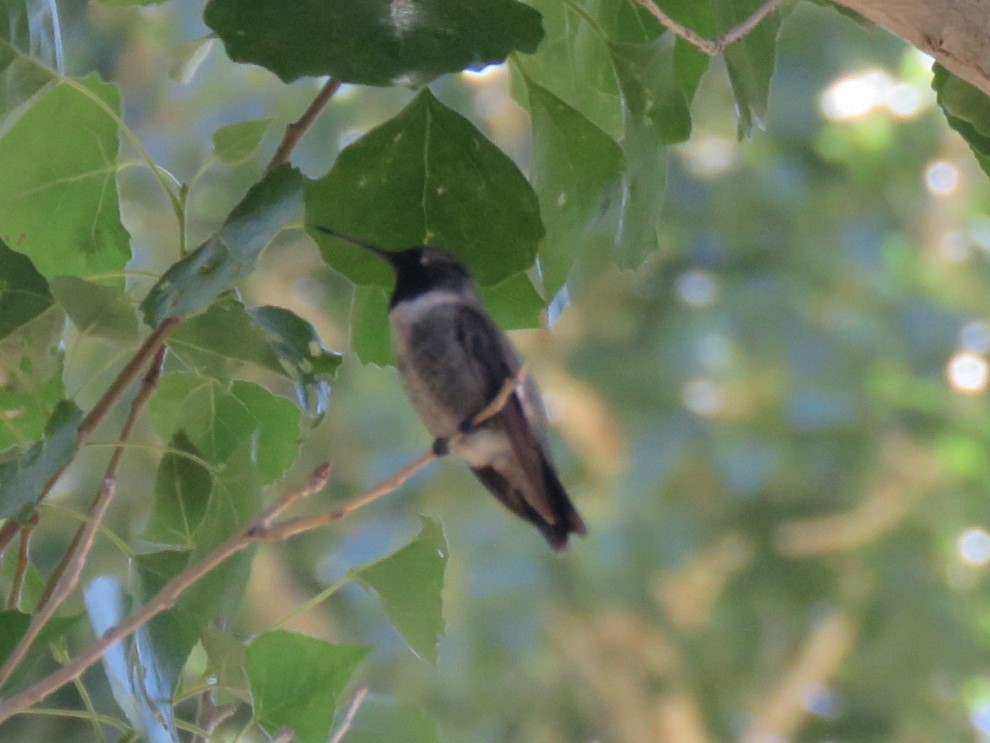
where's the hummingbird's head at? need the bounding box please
[311,226,479,307]
[384,246,477,306]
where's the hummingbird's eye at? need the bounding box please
[419,254,430,266]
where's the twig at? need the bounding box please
[0,346,168,690]
[266,78,342,173]
[472,365,528,427]
[7,515,38,609]
[0,521,20,557]
[271,729,295,743]
[632,0,783,55]
[191,686,236,743]
[328,687,369,743]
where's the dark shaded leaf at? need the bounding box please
[306,89,543,287]
[711,0,782,136]
[352,516,447,663]
[933,63,990,176]
[142,431,212,548]
[0,239,52,341]
[0,400,81,518]
[0,0,59,109]
[140,165,302,326]
[246,630,369,743]
[204,0,543,86]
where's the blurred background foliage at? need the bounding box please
[6,1,990,741]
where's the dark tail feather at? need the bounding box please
[471,460,586,552]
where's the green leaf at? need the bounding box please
[0,239,53,341]
[0,609,79,668]
[306,89,543,287]
[0,400,82,518]
[349,285,394,366]
[213,118,272,164]
[49,276,138,341]
[201,625,248,693]
[140,165,302,326]
[351,516,447,663]
[0,307,65,449]
[614,115,667,269]
[142,431,212,548]
[515,0,623,139]
[933,64,990,176]
[246,631,368,743]
[609,36,693,144]
[480,272,545,330]
[249,305,342,417]
[338,696,440,743]
[167,294,285,381]
[0,75,131,279]
[711,0,781,136]
[524,78,625,296]
[151,374,301,484]
[204,0,544,86]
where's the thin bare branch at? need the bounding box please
[0,520,20,557]
[328,687,369,743]
[632,0,783,55]
[7,516,37,609]
[191,686,236,743]
[266,78,342,173]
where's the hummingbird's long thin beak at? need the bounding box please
[311,225,396,263]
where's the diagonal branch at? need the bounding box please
[632,0,783,55]
[266,78,342,173]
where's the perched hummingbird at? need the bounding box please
[313,226,587,551]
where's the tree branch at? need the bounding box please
[266,78,342,173]
[632,0,783,55]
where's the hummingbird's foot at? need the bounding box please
[432,437,450,456]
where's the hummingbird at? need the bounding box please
[313,226,587,551]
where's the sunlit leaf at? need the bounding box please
[204,0,543,86]
[0,400,81,518]
[49,276,137,341]
[306,89,543,287]
[213,118,272,164]
[246,630,369,743]
[352,516,447,663]
[524,77,624,296]
[0,75,130,279]
[140,165,302,326]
